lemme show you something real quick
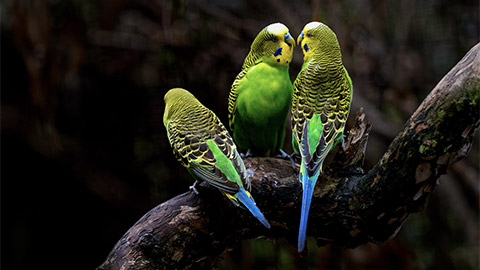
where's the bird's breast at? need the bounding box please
[237,63,293,121]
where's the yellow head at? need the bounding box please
[163,88,197,125]
[243,22,295,69]
[297,21,341,62]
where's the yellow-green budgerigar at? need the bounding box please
[291,22,353,252]
[163,88,270,228]
[228,22,295,157]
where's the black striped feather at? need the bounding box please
[164,89,249,193]
[292,55,352,171]
[227,70,247,131]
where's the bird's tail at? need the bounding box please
[298,171,318,252]
[236,188,271,229]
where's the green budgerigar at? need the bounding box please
[291,22,353,252]
[163,88,270,228]
[228,22,295,157]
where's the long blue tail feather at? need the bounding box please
[298,171,318,252]
[236,188,271,229]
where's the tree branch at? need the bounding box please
[98,43,480,269]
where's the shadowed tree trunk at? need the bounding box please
[98,43,480,270]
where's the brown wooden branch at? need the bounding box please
[98,43,480,269]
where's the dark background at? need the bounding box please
[1,0,479,269]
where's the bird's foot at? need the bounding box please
[244,149,254,158]
[189,181,200,195]
[341,134,346,150]
[277,149,297,171]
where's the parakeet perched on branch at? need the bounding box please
[291,22,353,252]
[163,88,270,229]
[228,22,295,157]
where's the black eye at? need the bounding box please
[272,37,278,42]
[307,33,312,37]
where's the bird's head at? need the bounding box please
[297,21,341,61]
[245,22,295,68]
[163,88,194,125]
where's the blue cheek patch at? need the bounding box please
[274,47,282,57]
[303,43,309,52]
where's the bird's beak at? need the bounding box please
[284,32,295,47]
[297,30,304,46]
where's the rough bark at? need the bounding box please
[98,43,480,269]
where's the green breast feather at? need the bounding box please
[227,22,295,156]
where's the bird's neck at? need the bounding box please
[303,51,343,71]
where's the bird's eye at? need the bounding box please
[272,37,278,42]
[307,33,312,37]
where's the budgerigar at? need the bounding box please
[163,88,270,228]
[228,22,295,157]
[291,22,353,252]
